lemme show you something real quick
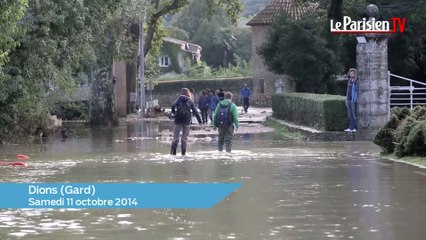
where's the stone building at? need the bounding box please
[246,0,316,106]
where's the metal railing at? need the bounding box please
[389,72,426,109]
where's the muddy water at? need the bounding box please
[0,122,426,240]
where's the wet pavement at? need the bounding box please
[0,121,426,240]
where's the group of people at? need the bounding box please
[170,85,250,155]
[169,68,357,156]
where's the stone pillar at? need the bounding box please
[356,4,390,130]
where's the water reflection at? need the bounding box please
[0,123,426,239]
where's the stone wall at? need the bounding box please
[150,77,256,107]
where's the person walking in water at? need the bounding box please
[208,89,219,122]
[240,84,251,113]
[344,68,358,133]
[213,92,239,153]
[198,90,209,124]
[171,88,202,155]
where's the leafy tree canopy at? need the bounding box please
[0,0,28,67]
[259,13,339,93]
[0,0,243,140]
[172,0,251,68]
[260,0,426,94]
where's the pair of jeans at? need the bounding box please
[243,98,250,112]
[218,125,235,153]
[200,109,208,124]
[347,101,357,130]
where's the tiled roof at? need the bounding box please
[247,0,317,26]
[163,37,202,53]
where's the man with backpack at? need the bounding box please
[212,92,239,153]
[171,88,202,156]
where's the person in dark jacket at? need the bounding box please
[344,68,358,133]
[208,89,219,122]
[171,88,202,155]
[217,88,225,101]
[198,90,209,124]
[240,84,251,113]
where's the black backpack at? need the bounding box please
[215,104,232,127]
[175,100,191,121]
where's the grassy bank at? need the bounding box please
[380,153,426,168]
[263,118,306,141]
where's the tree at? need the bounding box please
[301,0,426,80]
[173,0,251,68]
[0,0,123,138]
[0,0,244,140]
[0,0,28,67]
[143,0,243,57]
[259,0,426,96]
[259,14,339,93]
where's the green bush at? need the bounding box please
[51,101,89,121]
[375,106,426,157]
[403,120,426,156]
[374,127,395,153]
[373,107,410,153]
[272,93,348,131]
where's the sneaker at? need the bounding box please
[344,128,352,132]
[350,129,357,133]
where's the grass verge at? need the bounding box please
[263,118,306,141]
[379,153,426,168]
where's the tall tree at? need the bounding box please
[143,0,243,57]
[0,0,28,67]
[0,0,244,139]
[259,14,339,93]
[173,0,251,68]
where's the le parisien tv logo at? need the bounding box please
[330,16,406,34]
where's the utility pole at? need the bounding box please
[139,16,145,118]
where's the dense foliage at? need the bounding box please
[374,107,426,157]
[260,0,426,93]
[259,14,338,93]
[0,0,242,141]
[171,0,251,69]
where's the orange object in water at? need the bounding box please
[16,154,30,160]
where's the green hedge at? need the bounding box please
[272,93,348,131]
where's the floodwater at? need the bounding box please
[1,122,426,240]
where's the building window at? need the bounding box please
[159,56,171,67]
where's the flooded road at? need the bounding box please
[1,122,426,240]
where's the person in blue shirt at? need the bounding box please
[198,90,209,124]
[344,68,358,133]
[208,89,219,122]
[240,84,251,113]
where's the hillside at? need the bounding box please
[241,0,270,17]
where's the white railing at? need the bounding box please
[389,72,426,109]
